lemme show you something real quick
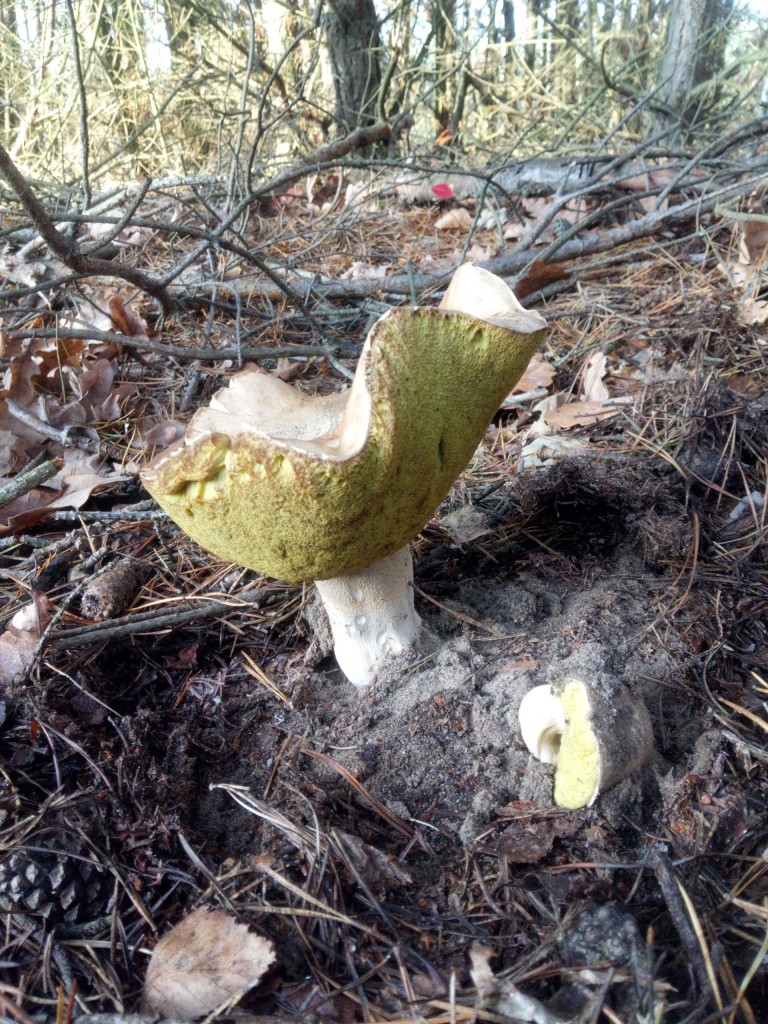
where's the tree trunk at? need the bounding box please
[655,0,733,138]
[0,2,20,135]
[502,0,515,64]
[325,0,384,134]
[431,0,457,132]
[525,0,542,71]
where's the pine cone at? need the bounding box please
[0,839,113,925]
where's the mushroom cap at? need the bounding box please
[141,266,547,581]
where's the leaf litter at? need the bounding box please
[0,175,766,1024]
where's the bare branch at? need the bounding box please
[0,142,173,314]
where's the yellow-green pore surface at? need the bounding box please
[553,681,601,810]
[142,307,545,581]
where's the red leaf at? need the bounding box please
[431,183,454,201]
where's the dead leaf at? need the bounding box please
[741,198,768,265]
[580,352,611,402]
[340,261,389,280]
[141,908,275,1017]
[0,596,52,689]
[736,297,768,326]
[333,830,412,890]
[512,352,556,394]
[492,818,556,863]
[0,451,129,535]
[142,419,186,448]
[542,399,629,430]
[85,218,153,248]
[109,295,150,337]
[0,252,50,288]
[470,943,567,1024]
[502,220,526,241]
[514,260,569,299]
[435,207,472,231]
[464,242,498,262]
[439,506,492,545]
[274,358,304,382]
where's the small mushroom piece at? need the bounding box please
[518,679,653,809]
[142,264,546,686]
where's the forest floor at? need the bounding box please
[0,158,767,1024]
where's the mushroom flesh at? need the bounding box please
[518,678,654,809]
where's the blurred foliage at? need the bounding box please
[0,0,766,188]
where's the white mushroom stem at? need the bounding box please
[314,546,421,687]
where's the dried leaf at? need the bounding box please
[85,219,153,248]
[469,943,567,1024]
[0,596,52,689]
[340,261,389,280]
[493,818,556,863]
[141,908,275,1017]
[274,358,304,382]
[502,220,525,241]
[514,260,568,299]
[464,242,498,262]
[580,353,610,403]
[741,209,768,266]
[333,830,412,890]
[0,252,50,288]
[109,295,150,337]
[542,399,630,430]
[0,451,128,535]
[736,297,768,326]
[512,352,556,394]
[435,207,472,231]
[142,419,186,448]
[439,506,492,545]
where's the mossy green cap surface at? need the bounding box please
[142,283,546,581]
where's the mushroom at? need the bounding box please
[141,264,547,686]
[518,678,654,809]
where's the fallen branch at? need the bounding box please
[168,167,765,304]
[0,459,61,509]
[3,326,362,363]
[0,142,173,314]
[47,592,267,649]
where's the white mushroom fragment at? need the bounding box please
[518,678,654,809]
[142,264,547,686]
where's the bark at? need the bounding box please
[656,0,734,137]
[325,0,384,134]
[0,3,19,133]
[525,0,542,70]
[432,0,457,130]
[502,0,515,64]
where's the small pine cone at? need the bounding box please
[80,559,140,621]
[0,841,113,925]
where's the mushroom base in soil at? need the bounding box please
[141,264,547,687]
[314,546,421,687]
[518,678,654,809]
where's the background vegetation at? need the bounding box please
[1,0,766,190]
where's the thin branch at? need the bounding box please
[0,459,62,509]
[78,177,152,255]
[65,0,91,210]
[0,141,173,314]
[2,326,362,363]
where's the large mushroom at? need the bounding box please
[141,265,547,686]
